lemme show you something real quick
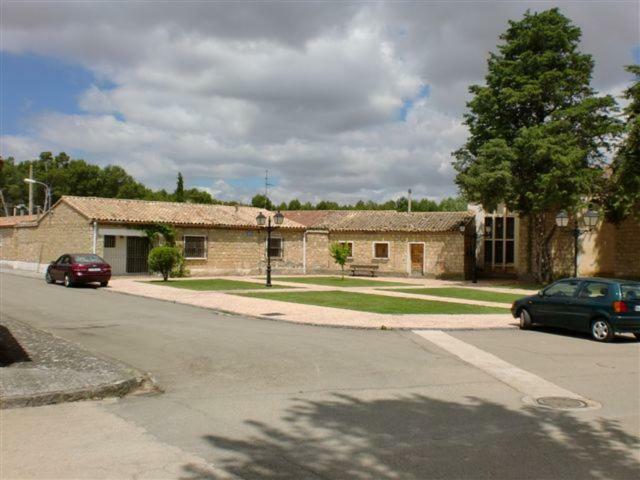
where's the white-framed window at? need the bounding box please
[484,215,516,268]
[373,242,390,259]
[338,241,354,258]
[268,237,283,258]
[183,235,207,259]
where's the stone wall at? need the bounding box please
[614,216,640,279]
[304,231,467,278]
[515,214,640,280]
[0,203,93,270]
[176,227,304,276]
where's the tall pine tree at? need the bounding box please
[453,8,621,282]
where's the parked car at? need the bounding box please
[45,253,112,288]
[511,278,640,342]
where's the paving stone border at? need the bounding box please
[0,316,154,409]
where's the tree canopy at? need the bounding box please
[607,65,640,222]
[453,8,621,281]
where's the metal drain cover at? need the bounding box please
[536,397,588,409]
[262,312,285,317]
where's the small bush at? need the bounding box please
[329,242,351,280]
[148,246,181,281]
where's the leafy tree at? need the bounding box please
[287,199,302,210]
[453,9,621,282]
[439,197,468,212]
[276,202,287,211]
[251,194,273,210]
[329,242,351,280]
[316,200,340,210]
[175,172,185,202]
[143,223,177,246]
[184,188,214,204]
[148,245,181,281]
[607,65,640,222]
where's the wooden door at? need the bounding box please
[410,244,424,275]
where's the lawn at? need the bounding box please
[272,276,411,287]
[236,290,509,314]
[387,287,524,304]
[145,279,289,291]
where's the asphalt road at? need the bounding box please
[2,272,639,479]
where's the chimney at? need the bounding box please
[28,163,34,215]
[408,189,412,213]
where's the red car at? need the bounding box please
[45,253,112,287]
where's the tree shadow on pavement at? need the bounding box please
[182,393,640,480]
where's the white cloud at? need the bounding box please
[1,1,637,203]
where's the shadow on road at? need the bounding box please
[181,393,640,479]
[530,325,639,343]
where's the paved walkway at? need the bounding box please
[107,275,524,330]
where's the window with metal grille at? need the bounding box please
[104,235,116,248]
[373,242,389,259]
[268,237,283,258]
[184,236,206,259]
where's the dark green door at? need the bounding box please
[126,237,149,274]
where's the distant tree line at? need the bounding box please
[0,152,234,212]
[0,152,468,214]
[250,193,467,212]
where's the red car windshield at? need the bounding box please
[72,254,105,264]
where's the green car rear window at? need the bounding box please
[621,284,640,302]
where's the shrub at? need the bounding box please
[148,246,181,281]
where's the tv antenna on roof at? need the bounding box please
[265,169,273,199]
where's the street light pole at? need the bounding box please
[23,178,51,212]
[459,222,492,284]
[266,216,273,287]
[256,210,284,288]
[555,209,599,278]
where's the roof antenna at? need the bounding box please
[265,169,273,200]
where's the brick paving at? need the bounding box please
[107,275,527,330]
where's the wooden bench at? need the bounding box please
[349,264,379,277]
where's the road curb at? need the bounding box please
[103,287,518,332]
[0,315,158,409]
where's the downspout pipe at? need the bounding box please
[92,221,98,254]
[303,230,307,274]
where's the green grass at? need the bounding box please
[387,287,524,304]
[489,282,544,291]
[145,279,289,291]
[272,276,411,287]
[236,290,509,314]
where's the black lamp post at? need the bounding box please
[555,209,599,278]
[460,221,493,284]
[256,210,284,287]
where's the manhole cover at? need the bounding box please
[536,397,588,409]
[262,312,285,317]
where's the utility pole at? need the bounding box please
[28,163,34,215]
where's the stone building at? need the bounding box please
[469,205,640,279]
[0,196,474,278]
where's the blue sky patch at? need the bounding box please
[398,84,430,121]
[1,52,112,135]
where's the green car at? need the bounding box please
[511,278,640,342]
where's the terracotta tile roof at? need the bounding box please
[60,196,306,229]
[283,210,473,232]
[0,214,39,228]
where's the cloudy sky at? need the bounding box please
[1,1,638,204]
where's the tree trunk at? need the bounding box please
[341,265,345,280]
[530,212,556,284]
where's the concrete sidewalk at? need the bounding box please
[107,277,517,330]
[0,316,152,408]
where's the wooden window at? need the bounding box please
[184,236,206,259]
[339,241,354,258]
[373,242,389,259]
[268,237,283,258]
[104,235,116,248]
[483,214,516,268]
